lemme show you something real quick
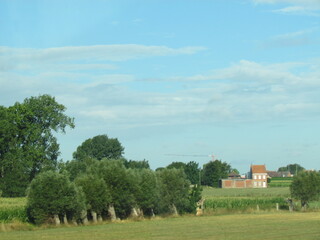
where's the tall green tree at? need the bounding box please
[187,184,203,213]
[166,161,186,170]
[90,159,135,219]
[202,160,231,187]
[65,158,97,181]
[157,168,191,214]
[278,164,305,175]
[0,95,74,197]
[129,168,159,216]
[73,135,124,161]
[185,161,201,185]
[290,171,320,210]
[166,161,201,185]
[75,174,111,221]
[124,159,150,169]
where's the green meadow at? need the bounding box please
[1,212,320,240]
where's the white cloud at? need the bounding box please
[0,44,206,69]
[259,28,318,49]
[251,0,320,15]
[273,6,320,15]
[173,60,304,85]
[252,0,320,6]
[155,59,320,122]
[1,43,320,129]
[273,102,319,113]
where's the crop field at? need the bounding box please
[1,212,320,240]
[204,197,288,212]
[0,198,27,223]
[202,187,291,212]
[268,177,293,188]
[202,187,320,212]
[202,186,290,198]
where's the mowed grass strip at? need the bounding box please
[1,212,319,240]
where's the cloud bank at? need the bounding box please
[1,44,320,130]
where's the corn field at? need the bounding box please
[204,197,288,211]
[268,178,293,188]
[0,198,27,223]
[202,186,290,198]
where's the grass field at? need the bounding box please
[1,212,319,240]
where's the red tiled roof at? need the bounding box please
[251,165,266,173]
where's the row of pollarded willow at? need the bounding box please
[26,159,202,225]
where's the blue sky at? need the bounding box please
[1,0,320,173]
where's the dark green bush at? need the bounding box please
[26,171,85,224]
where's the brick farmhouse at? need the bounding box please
[220,165,268,188]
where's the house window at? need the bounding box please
[258,175,261,179]
[262,175,266,179]
[253,175,256,179]
[254,181,257,187]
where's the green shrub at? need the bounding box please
[75,174,111,216]
[26,171,85,224]
[156,168,192,214]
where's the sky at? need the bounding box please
[1,0,320,173]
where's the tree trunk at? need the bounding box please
[63,214,68,224]
[72,219,78,226]
[91,210,97,223]
[131,207,139,218]
[108,204,117,221]
[54,214,60,225]
[81,210,89,225]
[139,208,144,217]
[196,207,203,216]
[171,204,178,216]
[151,209,155,218]
[98,215,103,222]
[287,198,294,212]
